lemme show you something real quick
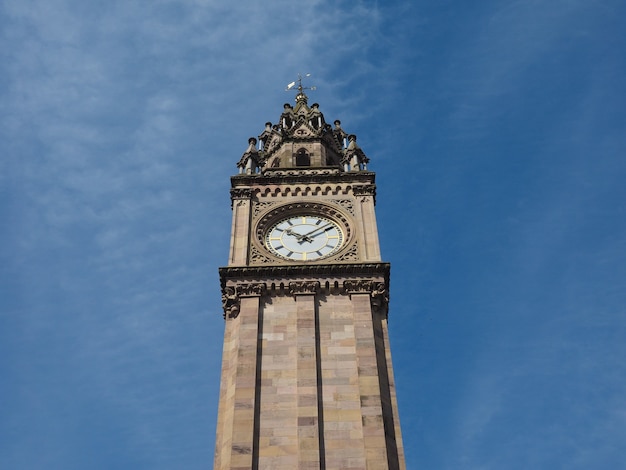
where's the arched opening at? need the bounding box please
[295,148,310,167]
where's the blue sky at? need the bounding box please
[1,0,625,468]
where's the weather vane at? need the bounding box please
[285,73,317,95]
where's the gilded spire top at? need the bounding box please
[285,73,317,104]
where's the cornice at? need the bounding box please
[219,262,390,288]
[231,169,375,187]
[219,264,391,319]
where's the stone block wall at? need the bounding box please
[214,282,405,470]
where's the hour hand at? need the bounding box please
[285,228,313,243]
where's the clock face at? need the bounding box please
[265,214,344,261]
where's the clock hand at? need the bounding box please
[299,223,333,242]
[284,228,302,239]
[285,228,313,243]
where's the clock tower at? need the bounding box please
[215,81,405,469]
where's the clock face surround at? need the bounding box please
[265,214,344,261]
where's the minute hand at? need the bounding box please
[300,223,333,241]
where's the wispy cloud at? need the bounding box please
[1,1,393,467]
[2,0,624,468]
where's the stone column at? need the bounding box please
[293,282,322,469]
[354,185,381,262]
[320,291,366,468]
[351,290,389,468]
[214,284,264,470]
[229,188,252,265]
[380,315,406,470]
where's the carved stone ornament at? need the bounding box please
[262,168,340,178]
[288,281,320,296]
[221,283,267,318]
[343,279,375,294]
[232,169,373,185]
[343,279,389,314]
[292,124,316,138]
[330,199,355,216]
[370,282,389,309]
[230,187,253,199]
[334,242,359,262]
[253,201,277,217]
[253,183,352,199]
[249,245,275,265]
[237,283,267,297]
[352,184,376,197]
[221,286,240,319]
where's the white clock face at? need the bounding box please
[265,214,344,261]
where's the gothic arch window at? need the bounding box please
[295,148,310,167]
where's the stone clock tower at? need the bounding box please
[214,81,405,470]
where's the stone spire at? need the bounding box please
[236,137,261,174]
[235,81,370,173]
[342,134,369,171]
